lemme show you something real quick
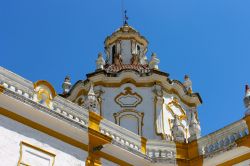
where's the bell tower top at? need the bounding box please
[104,24,148,65]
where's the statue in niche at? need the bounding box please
[153,84,167,138]
[131,54,139,65]
[114,54,123,66]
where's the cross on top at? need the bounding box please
[124,10,129,25]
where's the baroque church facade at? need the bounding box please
[0,23,250,166]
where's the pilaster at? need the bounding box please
[87,112,112,166]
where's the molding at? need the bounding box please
[0,106,88,151]
[217,152,250,166]
[18,141,56,166]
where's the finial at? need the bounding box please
[62,75,71,95]
[96,52,105,70]
[124,10,129,25]
[85,83,99,114]
[149,53,160,70]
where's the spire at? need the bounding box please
[123,10,129,25]
[85,83,99,114]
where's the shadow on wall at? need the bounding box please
[0,115,86,162]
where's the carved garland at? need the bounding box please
[114,87,143,108]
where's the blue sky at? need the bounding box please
[1,0,250,136]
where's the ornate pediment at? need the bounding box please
[115,87,142,107]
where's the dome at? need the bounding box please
[104,25,148,48]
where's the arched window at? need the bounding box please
[113,110,144,135]
[112,45,116,63]
[136,45,140,54]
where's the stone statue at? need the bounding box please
[96,53,105,70]
[183,75,192,93]
[62,76,71,95]
[153,84,166,138]
[149,53,160,70]
[171,115,185,142]
[188,109,201,142]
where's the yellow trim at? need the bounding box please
[0,107,131,166]
[236,135,250,148]
[18,141,56,166]
[141,137,147,154]
[87,111,112,166]
[34,80,57,98]
[217,152,250,166]
[175,141,203,166]
[89,111,103,131]
[0,84,4,94]
[244,115,250,133]
[93,79,198,107]
[70,78,199,107]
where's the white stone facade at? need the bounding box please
[0,115,87,166]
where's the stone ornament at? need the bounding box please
[62,76,71,95]
[171,115,185,143]
[85,83,99,114]
[183,75,192,93]
[96,53,105,70]
[115,87,142,108]
[33,80,57,108]
[149,53,160,70]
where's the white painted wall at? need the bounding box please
[0,115,87,166]
[101,83,192,140]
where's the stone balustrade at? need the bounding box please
[100,119,141,152]
[198,119,249,157]
[146,140,176,161]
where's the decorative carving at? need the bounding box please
[115,87,142,108]
[166,98,187,121]
[33,80,57,108]
[85,83,99,114]
[171,115,186,143]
